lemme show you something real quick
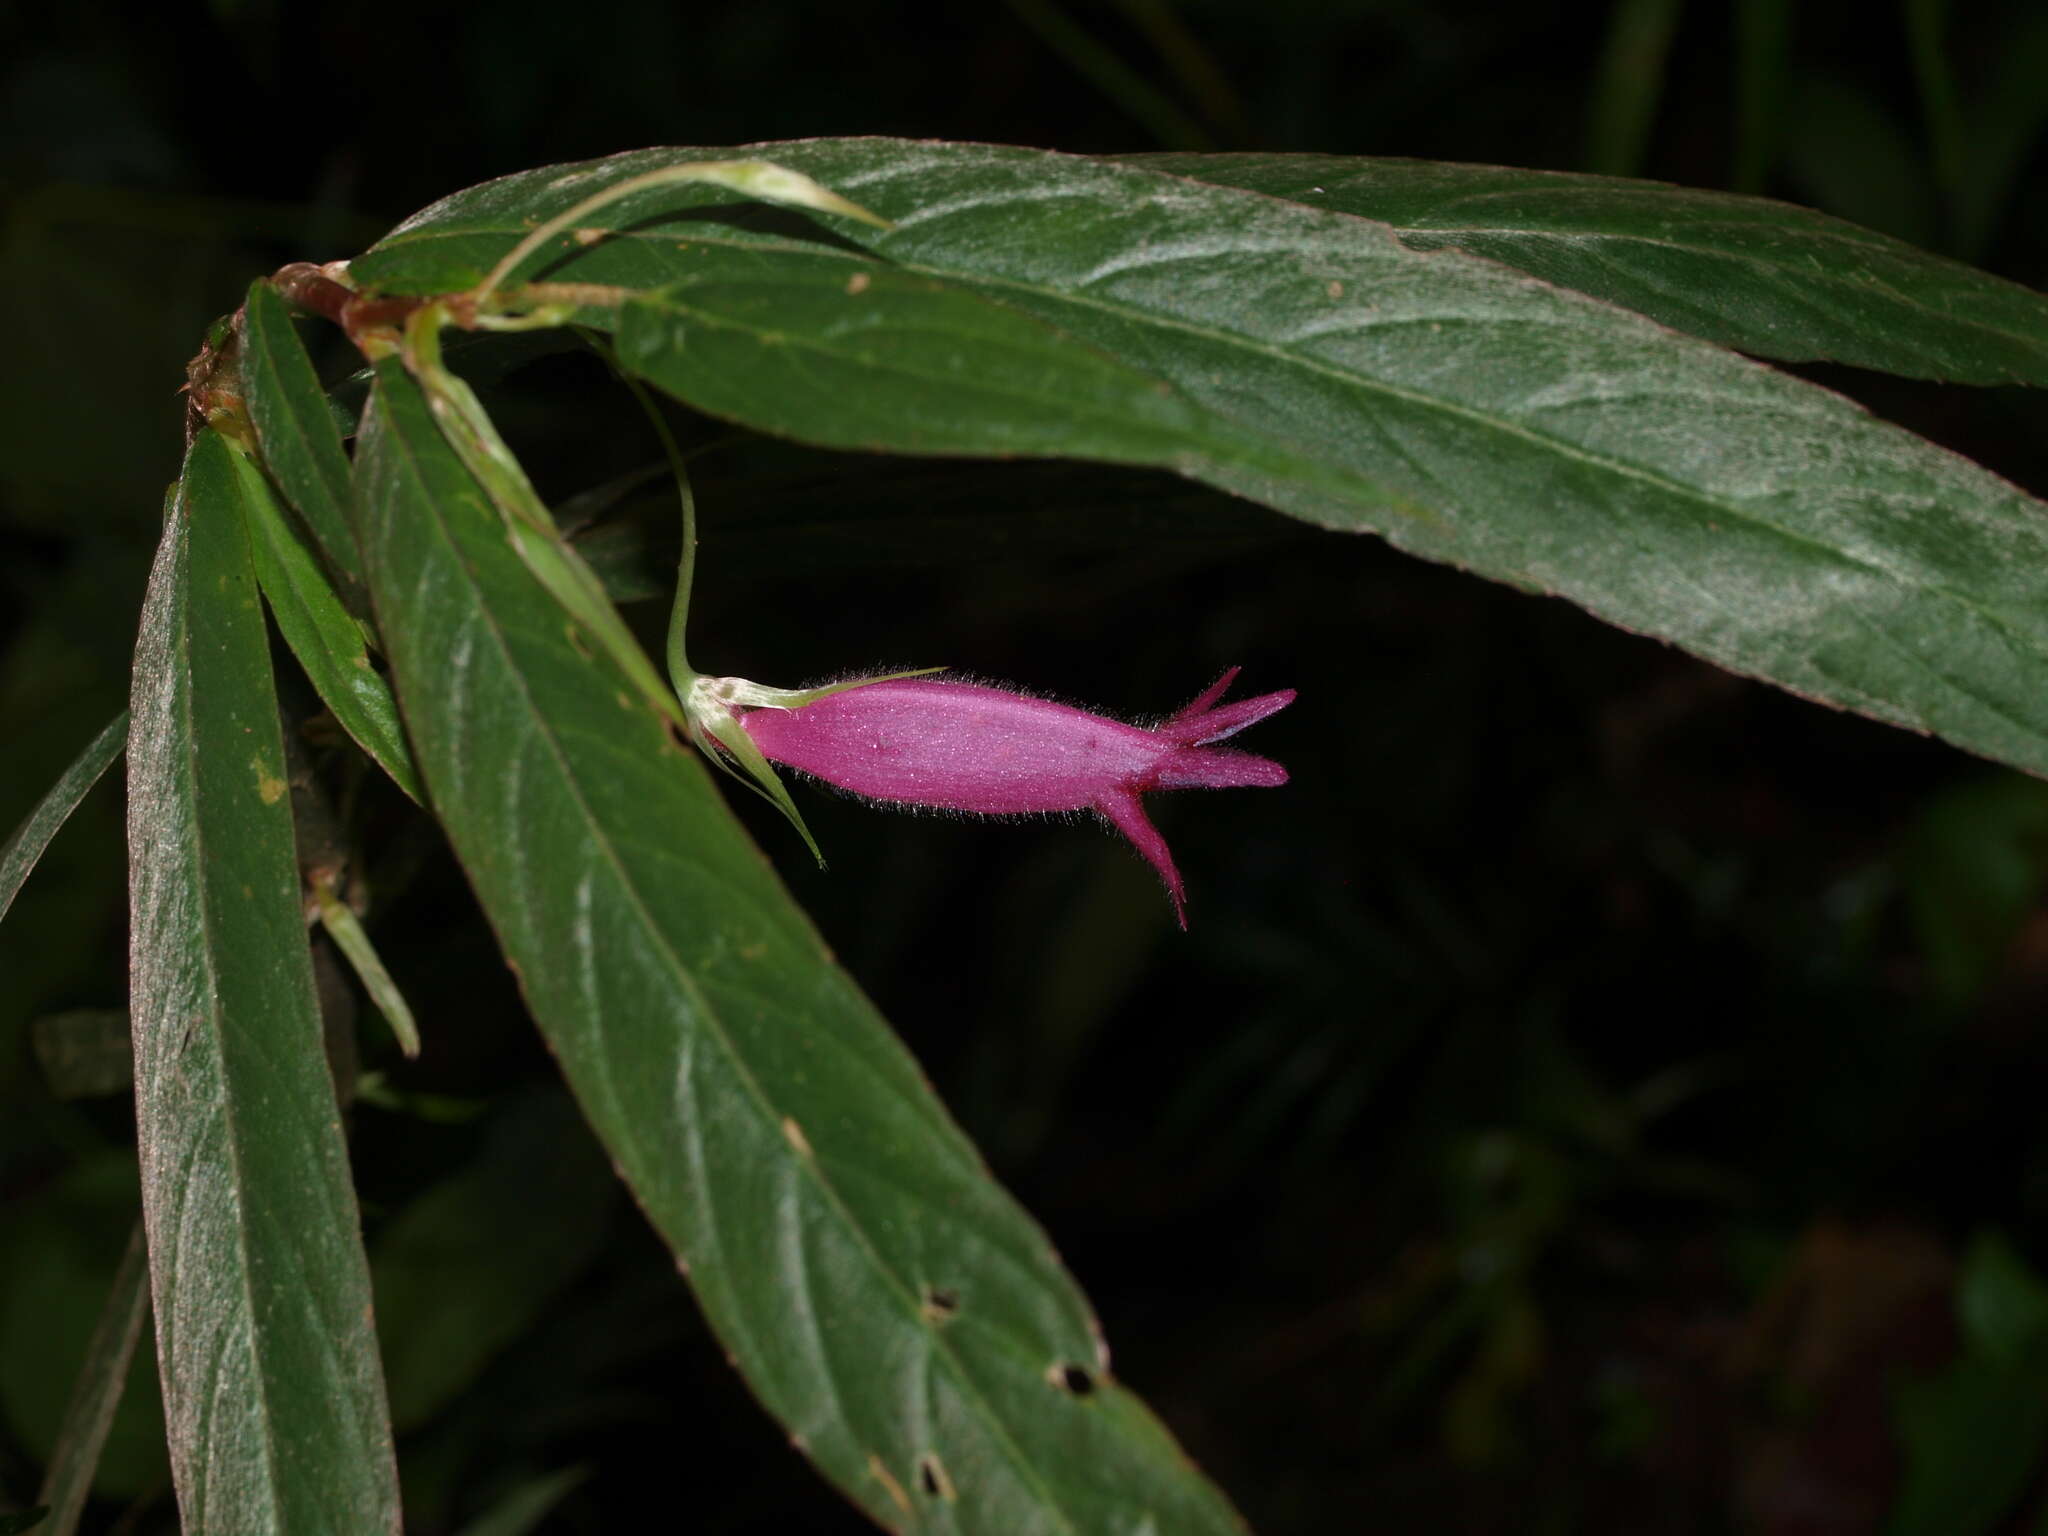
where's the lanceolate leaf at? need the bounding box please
[1118,152,2048,386]
[240,280,365,593]
[352,140,2048,782]
[231,441,423,801]
[127,429,400,1534]
[0,710,126,927]
[352,359,1243,1535]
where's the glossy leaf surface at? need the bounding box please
[351,359,1242,1535]
[127,429,399,1534]
[1120,152,2048,385]
[354,140,2048,782]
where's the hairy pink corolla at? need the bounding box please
[737,668,1294,928]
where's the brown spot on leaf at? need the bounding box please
[1047,1361,1095,1396]
[917,1453,956,1502]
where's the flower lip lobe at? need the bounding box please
[736,668,1294,929]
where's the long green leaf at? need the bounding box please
[352,358,1242,1535]
[0,711,126,927]
[356,141,2048,388]
[240,280,365,593]
[231,441,423,801]
[351,140,2048,782]
[127,428,400,1534]
[1118,150,2048,385]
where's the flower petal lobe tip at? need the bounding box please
[738,668,1294,928]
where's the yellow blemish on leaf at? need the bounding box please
[253,757,287,805]
[845,271,871,296]
[867,1457,912,1518]
[1327,280,1344,299]
[781,1117,812,1158]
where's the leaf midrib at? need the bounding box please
[373,387,1087,1534]
[374,216,2048,674]
[673,222,2048,687]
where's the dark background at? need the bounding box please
[5,1,2048,1531]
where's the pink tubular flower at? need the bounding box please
[737,668,1295,928]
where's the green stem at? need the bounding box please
[665,442,697,698]
[313,875,421,1060]
[609,365,699,696]
[582,332,701,700]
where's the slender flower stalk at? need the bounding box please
[738,670,1294,927]
[616,344,940,861]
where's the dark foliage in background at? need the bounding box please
[4,1,2047,1531]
